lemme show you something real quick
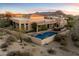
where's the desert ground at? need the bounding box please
[0,28,79,56]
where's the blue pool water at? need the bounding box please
[35,32,57,40]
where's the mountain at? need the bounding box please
[33,10,66,16]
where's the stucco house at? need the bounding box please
[10,13,67,32]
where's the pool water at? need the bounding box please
[35,31,57,39]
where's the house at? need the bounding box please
[30,14,44,20]
[10,13,67,32]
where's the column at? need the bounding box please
[24,23,26,30]
[12,22,15,28]
[15,23,17,29]
[49,24,51,28]
[46,24,48,29]
[19,23,21,30]
[36,24,38,32]
[28,24,31,31]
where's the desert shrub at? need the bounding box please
[66,15,75,29]
[19,43,23,46]
[0,32,6,36]
[0,36,16,48]
[23,37,32,43]
[6,36,16,42]
[71,34,79,42]
[31,44,36,47]
[47,49,56,54]
[22,46,24,49]
[54,34,67,46]
[2,48,7,51]
[40,51,43,54]
[59,46,70,52]
[74,41,79,48]
[4,36,17,45]
[54,34,66,42]
[0,36,3,39]
[24,43,27,46]
[60,42,66,46]
[0,43,8,48]
[0,19,11,28]
[7,51,32,56]
[54,34,62,42]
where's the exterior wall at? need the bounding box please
[41,34,56,45]
[31,37,41,45]
[30,16,44,20]
[30,14,44,20]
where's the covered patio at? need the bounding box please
[10,17,61,32]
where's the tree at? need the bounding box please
[31,23,37,32]
[0,19,11,28]
[53,23,61,31]
[66,15,75,29]
[71,20,79,41]
[5,12,12,25]
[71,19,79,47]
[0,12,12,28]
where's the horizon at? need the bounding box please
[0,3,79,15]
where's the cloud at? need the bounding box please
[62,10,79,15]
[67,3,79,7]
[26,8,56,13]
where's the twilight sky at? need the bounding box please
[0,3,79,15]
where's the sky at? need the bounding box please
[0,3,79,15]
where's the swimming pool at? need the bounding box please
[35,31,57,39]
